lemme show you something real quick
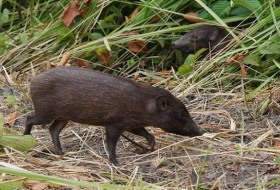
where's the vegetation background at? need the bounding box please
[0,0,279,189]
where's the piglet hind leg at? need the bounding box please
[49,119,68,155]
[105,126,122,165]
[24,112,51,135]
[129,128,155,151]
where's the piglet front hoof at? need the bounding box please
[54,148,64,155]
[110,157,119,166]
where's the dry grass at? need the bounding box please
[1,69,280,189]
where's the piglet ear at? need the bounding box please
[156,96,168,111]
[209,27,219,41]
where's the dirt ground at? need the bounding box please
[0,73,280,189]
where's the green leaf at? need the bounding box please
[232,0,262,18]
[89,32,103,40]
[156,39,165,48]
[57,27,74,41]
[108,6,122,19]
[231,7,252,15]
[198,10,208,19]
[1,8,10,23]
[104,13,117,22]
[184,54,195,65]
[178,64,193,75]
[175,50,183,63]
[152,57,161,65]
[178,48,206,75]
[95,46,107,55]
[127,58,136,67]
[193,48,207,61]
[98,20,112,28]
[0,135,37,151]
[211,1,231,17]
[0,33,7,46]
[260,44,280,54]
[244,54,261,66]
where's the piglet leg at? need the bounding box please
[105,126,122,165]
[49,119,68,155]
[24,112,52,135]
[129,128,155,151]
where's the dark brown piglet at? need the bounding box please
[24,67,203,165]
[171,25,232,57]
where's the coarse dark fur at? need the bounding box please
[171,25,232,57]
[24,67,203,165]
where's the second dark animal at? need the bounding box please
[171,25,232,57]
[24,67,203,165]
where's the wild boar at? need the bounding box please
[24,67,203,165]
[171,25,232,57]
